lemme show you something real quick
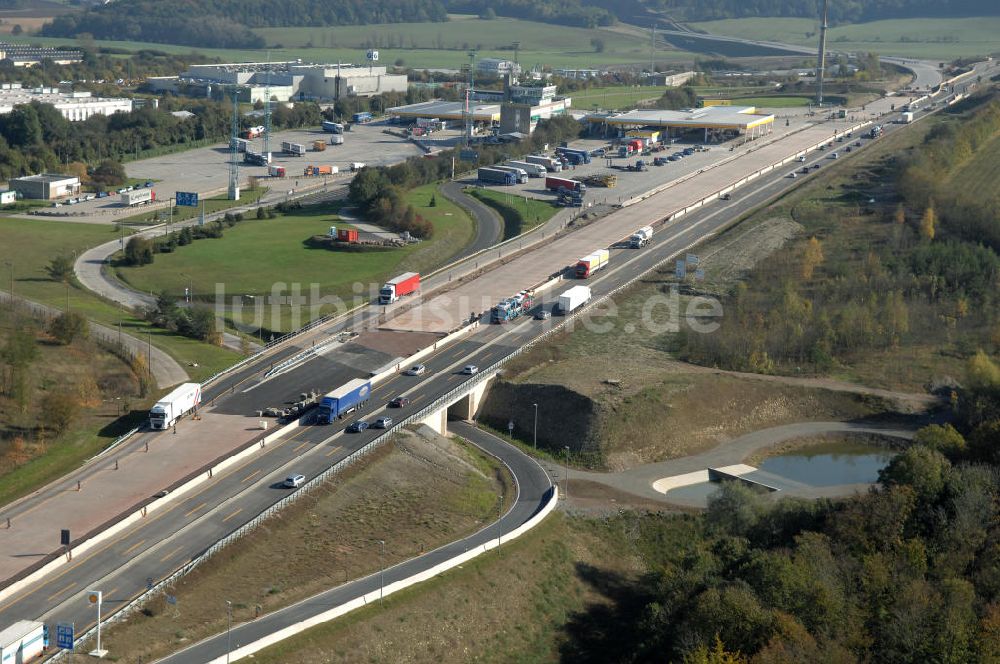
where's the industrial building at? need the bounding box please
[0,43,83,67]
[389,82,571,136]
[587,106,775,142]
[476,58,521,77]
[9,174,81,200]
[0,84,132,121]
[147,61,408,102]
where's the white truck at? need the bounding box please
[558,285,591,314]
[149,382,202,430]
[120,188,154,207]
[900,111,915,123]
[525,154,563,172]
[492,165,529,184]
[281,141,306,157]
[629,226,653,248]
[506,160,546,178]
[351,162,366,172]
[328,134,344,145]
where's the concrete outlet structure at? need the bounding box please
[418,372,497,435]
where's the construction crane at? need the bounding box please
[229,90,240,200]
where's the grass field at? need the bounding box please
[119,188,266,226]
[568,85,670,111]
[691,16,1000,60]
[115,184,473,333]
[731,95,813,107]
[70,431,513,663]
[465,187,558,240]
[9,15,694,70]
[0,217,237,380]
[949,130,1000,192]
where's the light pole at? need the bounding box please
[563,446,570,501]
[226,600,233,664]
[532,403,538,450]
[3,260,11,307]
[497,492,503,552]
[376,539,386,606]
[87,589,107,657]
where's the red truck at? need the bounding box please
[336,228,359,243]
[545,176,587,193]
[378,272,420,305]
[628,139,644,152]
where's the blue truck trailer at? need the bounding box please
[352,111,373,123]
[478,167,517,186]
[316,378,371,424]
[555,147,592,164]
[322,120,344,134]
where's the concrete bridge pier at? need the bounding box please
[417,373,496,436]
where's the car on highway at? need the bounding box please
[667,155,680,161]
[283,474,305,488]
[388,396,410,408]
[590,148,606,157]
[855,141,863,147]
[404,364,427,376]
[462,365,479,375]
[346,420,369,433]
[800,167,810,174]
[720,193,732,200]
[535,309,552,320]
[787,172,797,178]
[798,155,806,162]
[372,416,393,429]
[830,152,839,159]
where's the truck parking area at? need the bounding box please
[19,123,424,225]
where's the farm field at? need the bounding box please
[8,15,696,70]
[948,130,1000,193]
[0,217,237,379]
[115,185,473,333]
[730,95,813,107]
[691,16,1000,60]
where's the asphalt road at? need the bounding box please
[155,422,551,664]
[439,180,504,258]
[5,65,993,650]
[3,128,875,636]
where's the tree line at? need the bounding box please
[0,97,321,181]
[446,0,616,28]
[43,0,449,49]
[679,92,1000,375]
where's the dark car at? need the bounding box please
[388,396,410,408]
[346,420,369,433]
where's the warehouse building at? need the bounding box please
[9,174,81,200]
[0,84,132,121]
[0,43,83,67]
[587,106,775,142]
[148,61,407,102]
[477,58,520,77]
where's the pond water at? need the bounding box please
[663,481,721,504]
[757,440,897,487]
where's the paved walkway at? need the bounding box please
[542,421,921,507]
[0,292,187,389]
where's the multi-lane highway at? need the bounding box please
[0,121,887,638]
[3,57,996,657]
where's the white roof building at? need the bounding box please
[0,84,132,121]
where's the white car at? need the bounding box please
[830,152,839,159]
[283,474,305,488]
[797,155,806,162]
[788,172,797,178]
[404,364,426,376]
[462,365,479,375]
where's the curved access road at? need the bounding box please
[439,180,504,258]
[155,422,551,664]
[543,420,922,507]
[0,291,187,389]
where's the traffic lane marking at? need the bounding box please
[46,581,77,603]
[121,539,147,557]
[159,545,184,563]
[222,508,243,523]
[325,446,343,457]
[241,469,261,483]
[184,502,207,518]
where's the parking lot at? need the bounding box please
[465,113,823,206]
[21,123,425,224]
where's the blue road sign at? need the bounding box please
[56,622,74,650]
[176,191,199,207]
[459,149,479,162]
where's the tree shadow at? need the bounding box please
[558,562,656,664]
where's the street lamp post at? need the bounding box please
[497,492,503,552]
[376,539,386,606]
[226,600,233,664]
[87,589,107,658]
[563,446,570,500]
[532,403,538,450]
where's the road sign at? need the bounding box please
[176,191,199,207]
[675,259,687,279]
[60,529,70,546]
[166,594,177,605]
[507,420,514,434]
[56,622,74,650]
[367,50,379,61]
[695,269,705,281]
[459,149,479,162]
[686,253,700,267]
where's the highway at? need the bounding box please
[1,124,888,638]
[155,422,552,664]
[3,58,996,656]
